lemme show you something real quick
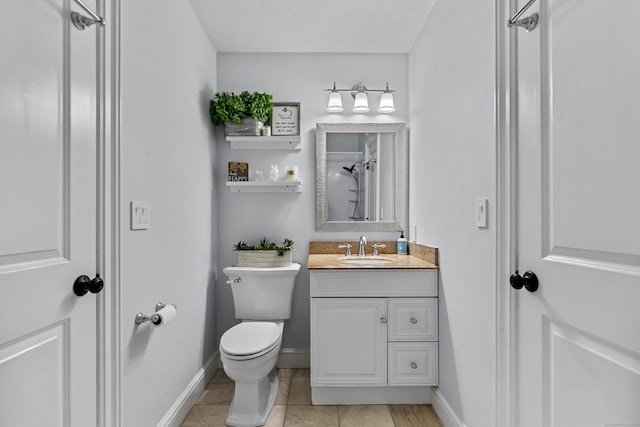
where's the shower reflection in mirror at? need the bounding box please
[326,132,394,222]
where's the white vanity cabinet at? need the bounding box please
[310,269,438,404]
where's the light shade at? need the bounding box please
[378,92,396,113]
[327,91,344,112]
[353,92,370,113]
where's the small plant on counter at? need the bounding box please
[233,237,294,257]
[209,91,273,126]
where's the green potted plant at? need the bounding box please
[233,237,294,267]
[209,91,273,136]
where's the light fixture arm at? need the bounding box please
[323,82,395,94]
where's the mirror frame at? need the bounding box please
[316,122,407,232]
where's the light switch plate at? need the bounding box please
[131,201,150,230]
[476,198,488,228]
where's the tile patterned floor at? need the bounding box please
[181,368,443,427]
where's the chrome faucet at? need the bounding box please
[358,235,367,256]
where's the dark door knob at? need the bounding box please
[510,271,524,289]
[510,270,539,293]
[73,274,104,296]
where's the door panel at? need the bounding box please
[0,0,71,269]
[516,0,640,425]
[0,0,99,425]
[0,322,68,426]
[542,318,640,426]
[541,0,640,267]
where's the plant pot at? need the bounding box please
[225,117,263,136]
[237,250,292,267]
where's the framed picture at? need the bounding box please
[228,161,248,182]
[271,102,300,136]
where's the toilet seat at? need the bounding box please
[220,322,281,360]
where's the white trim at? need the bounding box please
[101,0,122,425]
[96,0,108,424]
[276,347,310,368]
[495,0,519,426]
[430,387,466,427]
[157,351,221,427]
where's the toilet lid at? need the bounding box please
[220,322,281,356]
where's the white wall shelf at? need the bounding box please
[226,135,302,150]
[226,180,302,193]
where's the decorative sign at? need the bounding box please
[228,161,248,181]
[271,102,300,136]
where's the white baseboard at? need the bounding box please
[276,347,310,368]
[431,387,466,427]
[157,351,220,427]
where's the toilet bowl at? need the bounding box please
[220,321,283,427]
[220,263,300,427]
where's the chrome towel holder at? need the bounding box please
[71,0,105,31]
[506,0,538,32]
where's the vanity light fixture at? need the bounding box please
[377,83,396,113]
[323,82,396,114]
[326,82,344,113]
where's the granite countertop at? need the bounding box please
[307,241,439,270]
[307,253,438,270]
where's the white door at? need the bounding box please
[514,0,640,425]
[311,298,387,386]
[0,1,100,426]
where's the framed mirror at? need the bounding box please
[316,123,406,232]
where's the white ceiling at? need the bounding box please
[187,0,436,53]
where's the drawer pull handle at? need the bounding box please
[410,316,418,324]
[411,362,418,369]
[380,317,388,324]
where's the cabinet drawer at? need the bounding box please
[388,298,437,341]
[310,270,438,297]
[388,342,438,386]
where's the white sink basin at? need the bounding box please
[339,256,393,265]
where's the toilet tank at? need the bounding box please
[223,263,301,320]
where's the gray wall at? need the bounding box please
[408,1,497,426]
[116,6,498,424]
[216,53,409,352]
[120,0,218,425]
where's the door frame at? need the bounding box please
[96,0,523,424]
[495,0,519,426]
[97,0,122,425]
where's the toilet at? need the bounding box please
[220,263,301,427]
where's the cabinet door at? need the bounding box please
[311,298,387,386]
